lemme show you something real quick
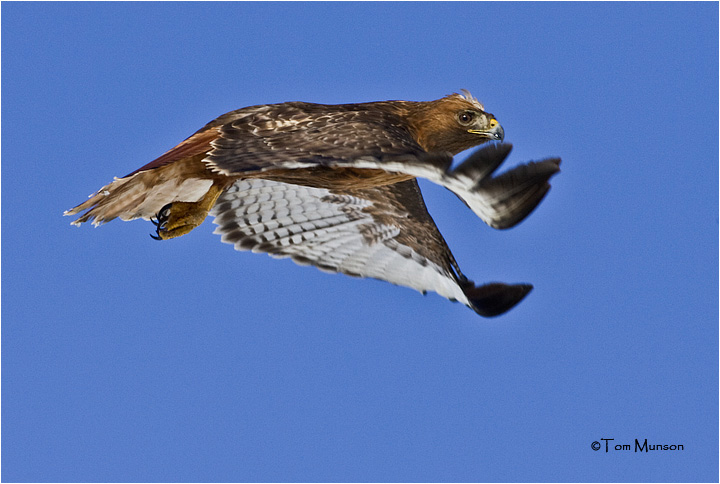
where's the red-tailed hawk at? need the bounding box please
[65,91,560,317]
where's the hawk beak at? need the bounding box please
[469,120,504,141]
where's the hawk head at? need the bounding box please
[406,90,504,155]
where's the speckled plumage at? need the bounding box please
[66,92,559,316]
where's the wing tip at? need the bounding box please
[478,157,562,230]
[462,282,533,317]
[454,142,514,181]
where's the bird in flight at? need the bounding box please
[65,91,560,317]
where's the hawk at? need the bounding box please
[66,91,560,317]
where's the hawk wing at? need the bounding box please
[211,177,532,316]
[66,101,559,231]
[203,104,560,230]
[64,102,427,226]
[203,101,427,173]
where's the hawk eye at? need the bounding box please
[457,111,476,126]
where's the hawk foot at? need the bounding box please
[149,183,227,240]
[150,201,208,240]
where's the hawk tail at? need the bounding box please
[64,175,151,226]
[64,168,215,226]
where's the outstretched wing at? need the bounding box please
[207,113,561,231]
[200,103,560,230]
[66,98,559,232]
[211,177,531,316]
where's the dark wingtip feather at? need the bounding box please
[477,157,561,230]
[453,142,513,181]
[461,282,533,317]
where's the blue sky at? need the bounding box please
[2,2,717,482]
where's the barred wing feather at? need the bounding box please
[211,177,532,316]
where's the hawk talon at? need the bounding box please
[148,198,217,241]
[158,204,171,220]
[149,204,173,240]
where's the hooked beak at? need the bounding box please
[468,119,504,141]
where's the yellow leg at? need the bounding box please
[151,183,226,240]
